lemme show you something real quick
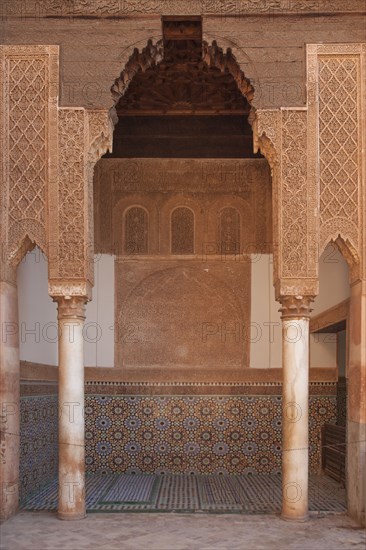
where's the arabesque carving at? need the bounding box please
[281,110,308,278]
[253,108,318,299]
[87,110,114,166]
[57,108,86,280]
[48,106,113,299]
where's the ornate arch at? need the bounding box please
[113,195,158,255]
[330,236,360,282]
[110,40,163,121]
[124,205,149,255]
[170,206,195,255]
[202,40,255,104]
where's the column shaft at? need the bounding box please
[347,279,366,527]
[0,280,20,520]
[56,296,86,520]
[280,296,312,521]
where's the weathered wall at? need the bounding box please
[1,9,364,109]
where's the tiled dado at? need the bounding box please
[18,378,337,502]
[20,383,58,503]
[84,391,337,475]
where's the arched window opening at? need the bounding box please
[219,207,240,254]
[124,207,148,254]
[171,207,194,254]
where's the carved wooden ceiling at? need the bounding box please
[116,17,250,116]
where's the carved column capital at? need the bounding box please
[54,295,86,321]
[48,280,92,301]
[279,295,315,320]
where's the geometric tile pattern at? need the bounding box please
[336,380,347,427]
[20,395,58,503]
[85,395,337,475]
[101,474,157,503]
[19,392,337,504]
[21,473,346,514]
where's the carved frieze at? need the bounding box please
[3,1,364,19]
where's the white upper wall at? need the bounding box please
[312,243,350,316]
[85,254,115,367]
[250,254,282,368]
[17,247,58,366]
[17,250,115,367]
[17,245,349,369]
[309,333,337,368]
[309,243,350,368]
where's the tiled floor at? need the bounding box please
[1,511,365,550]
[20,473,346,513]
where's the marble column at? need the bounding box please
[0,274,20,519]
[280,295,313,522]
[0,277,20,520]
[347,279,366,527]
[56,296,87,520]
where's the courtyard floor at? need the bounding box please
[20,473,346,514]
[1,511,365,550]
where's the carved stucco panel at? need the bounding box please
[307,43,366,280]
[49,107,113,296]
[93,159,271,257]
[0,45,59,282]
[254,108,318,298]
[281,110,308,278]
[319,56,360,252]
[57,108,86,280]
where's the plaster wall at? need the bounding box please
[85,254,115,367]
[17,248,58,366]
[250,254,282,368]
[312,244,350,316]
[17,246,349,369]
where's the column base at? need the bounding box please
[57,511,86,521]
[280,513,309,523]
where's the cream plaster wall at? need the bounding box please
[309,243,350,368]
[17,246,349,369]
[17,251,115,367]
[250,254,282,368]
[312,243,350,316]
[17,247,58,366]
[84,254,115,367]
[309,333,337,369]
